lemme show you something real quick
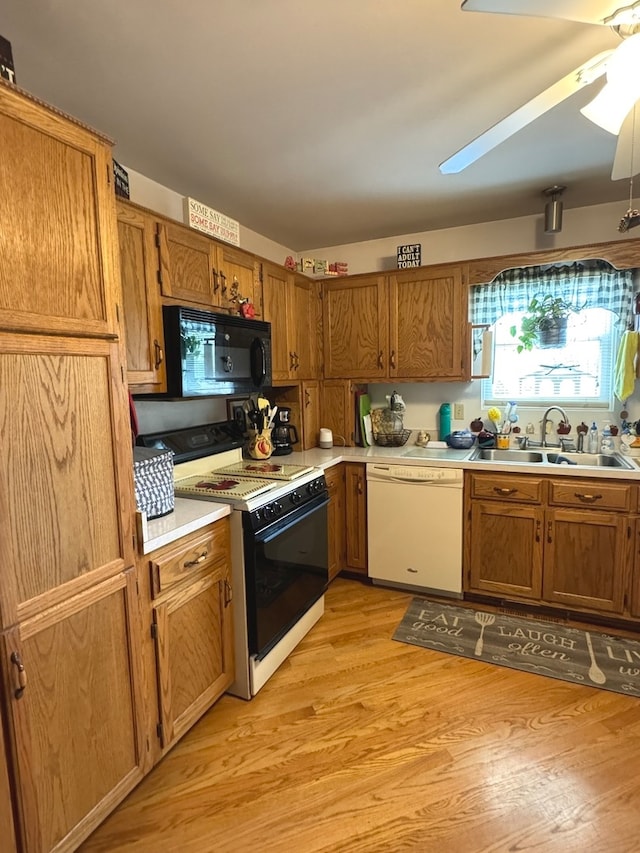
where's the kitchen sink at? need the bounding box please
[469,448,545,463]
[469,446,635,470]
[545,452,634,470]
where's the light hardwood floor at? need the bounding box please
[80,578,640,853]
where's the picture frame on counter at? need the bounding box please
[226,396,250,432]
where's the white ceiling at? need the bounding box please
[3,1,635,250]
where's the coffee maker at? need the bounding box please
[271,407,299,455]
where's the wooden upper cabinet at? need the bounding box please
[117,202,166,392]
[322,275,388,380]
[262,261,295,381]
[0,81,121,338]
[0,334,136,630]
[389,264,467,380]
[291,275,320,379]
[216,243,262,318]
[156,219,219,307]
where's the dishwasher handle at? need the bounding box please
[366,464,463,486]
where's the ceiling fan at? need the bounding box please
[439,1,640,181]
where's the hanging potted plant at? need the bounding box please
[510,294,581,352]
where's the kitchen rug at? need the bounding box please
[393,598,640,698]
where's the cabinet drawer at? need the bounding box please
[468,473,543,504]
[548,479,635,512]
[149,519,230,599]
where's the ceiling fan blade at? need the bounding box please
[461,0,636,26]
[612,106,640,179]
[439,52,612,174]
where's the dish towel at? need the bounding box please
[614,331,640,402]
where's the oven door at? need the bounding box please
[243,492,329,658]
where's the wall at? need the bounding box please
[303,200,635,275]
[126,168,293,265]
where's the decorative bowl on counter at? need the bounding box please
[445,430,476,449]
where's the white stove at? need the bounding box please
[137,421,329,700]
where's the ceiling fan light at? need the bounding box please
[580,84,640,134]
[580,34,640,134]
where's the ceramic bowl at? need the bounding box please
[445,431,476,449]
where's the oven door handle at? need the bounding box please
[257,495,329,544]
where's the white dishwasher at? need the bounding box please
[366,463,463,597]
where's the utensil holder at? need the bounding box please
[247,428,273,459]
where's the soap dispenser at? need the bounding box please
[588,421,599,454]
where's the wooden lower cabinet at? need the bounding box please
[143,519,234,758]
[1,570,145,853]
[465,472,636,618]
[468,501,544,600]
[325,464,346,582]
[344,463,367,575]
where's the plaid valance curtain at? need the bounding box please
[469,261,635,340]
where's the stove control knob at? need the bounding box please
[273,501,284,516]
[263,504,276,520]
[290,491,302,505]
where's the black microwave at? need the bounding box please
[162,306,272,397]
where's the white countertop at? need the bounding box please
[137,498,231,555]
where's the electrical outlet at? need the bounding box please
[454,403,464,420]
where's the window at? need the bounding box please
[482,307,615,408]
[469,261,635,409]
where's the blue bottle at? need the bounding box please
[439,403,451,440]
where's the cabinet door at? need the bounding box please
[321,380,355,446]
[0,727,17,853]
[542,509,629,613]
[631,518,640,619]
[0,335,135,630]
[322,275,388,379]
[117,202,166,391]
[325,464,346,582]
[344,462,367,574]
[217,244,262,318]
[152,561,233,750]
[467,502,544,600]
[388,264,467,380]
[1,570,145,853]
[0,84,121,338]
[262,262,294,381]
[301,380,321,449]
[157,220,217,306]
[291,275,320,379]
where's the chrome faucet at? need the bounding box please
[541,406,569,448]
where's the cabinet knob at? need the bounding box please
[547,520,553,543]
[224,578,233,606]
[212,268,219,293]
[11,651,27,699]
[574,492,602,503]
[304,389,311,407]
[390,350,396,369]
[377,350,383,369]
